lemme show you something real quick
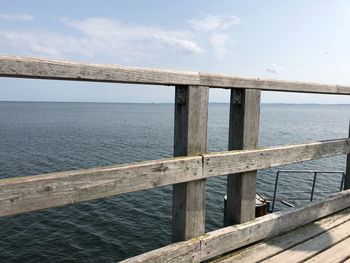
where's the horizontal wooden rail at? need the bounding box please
[1,56,350,95]
[0,156,202,217]
[0,138,349,217]
[203,138,350,177]
[122,189,350,262]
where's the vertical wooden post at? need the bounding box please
[172,85,209,242]
[224,88,261,226]
[345,121,350,190]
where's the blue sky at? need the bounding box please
[0,0,350,103]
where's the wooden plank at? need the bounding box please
[1,55,350,95]
[304,237,350,263]
[0,55,199,86]
[172,85,209,242]
[262,220,350,263]
[214,208,350,263]
[124,190,350,262]
[203,138,350,178]
[345,121,350,189]
[0,156,202,217]
[225,89,260,225]
[0,138,349,218]
[120,238,202,263]
[201,190,350,261]
[199,73,350,94]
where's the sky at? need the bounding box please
[0,0,350,103]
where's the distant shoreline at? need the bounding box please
[0,100,350,106]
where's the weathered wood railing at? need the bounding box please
[0,55,350,262]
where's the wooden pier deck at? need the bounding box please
[123,190,350,262]
[213,207,350,263]
[0,55,350,262]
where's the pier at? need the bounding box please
[0,55,350,262]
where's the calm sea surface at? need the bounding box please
[0,102,349,262]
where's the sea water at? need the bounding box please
[0,102,349,262]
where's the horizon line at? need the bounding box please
[0,100,350,105]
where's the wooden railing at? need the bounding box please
[0,55,350,261]
[1,56,350,94]
[122,190,350,262]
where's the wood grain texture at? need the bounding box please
[215,208,350,263]
[120,238,202,263]
[263,220,350,263]
[203,138,350,178]
[172,86,209,242]
[198,73,350,94]
[0,156,202,217]
[304,237,350,263]
[200,190,350,261]
[124,190,350,262]
[225,89,260,226]
[0,55,199,86]
[345,121,350,189]
[0,138,348,218]
[1,55,350,94]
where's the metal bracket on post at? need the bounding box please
[231,89,243,105]
[176,86,186,105]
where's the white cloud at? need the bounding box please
[189,14,240,32]
[153,35,203,54]
[188,14,240,59]
[0,17,203,60]
[61,17,202,55]
[210,33,230,58]
[0,14,241,61]
[266,64,285,74]
[0,30,92,57]
[0,13,34,21]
